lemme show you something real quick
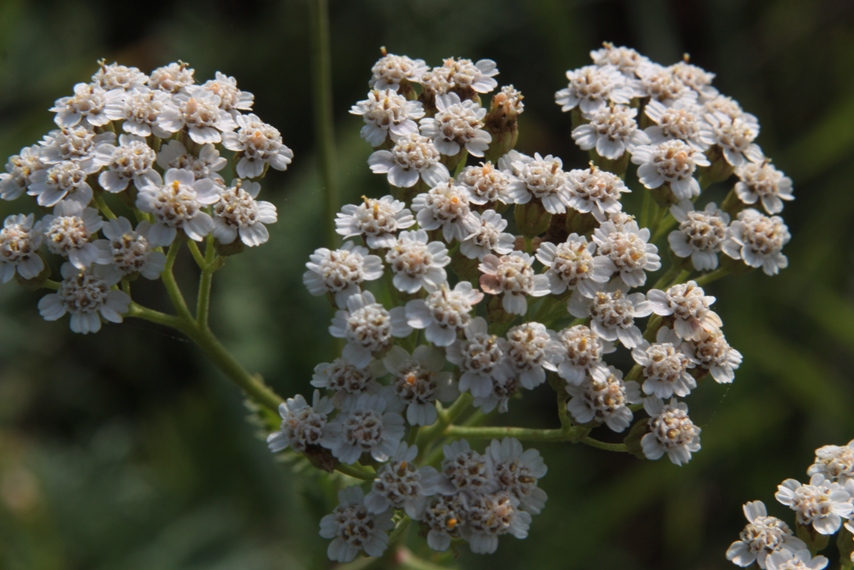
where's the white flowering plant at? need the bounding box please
[0,43,807,566]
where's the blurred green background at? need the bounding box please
[1,0,853,568]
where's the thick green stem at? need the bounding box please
[444,424,582,442]
[694,267,728,287]
[309,0,339,248]
[334,463,376,481]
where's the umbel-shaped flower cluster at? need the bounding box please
[0,61,291,333]
[727,440,854,570]
[267,44,795,562]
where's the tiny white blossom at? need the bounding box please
[382,345,457,426]
[0,145,46,201]
[536,234,612,297]
[479,252,550,315]
[592,220,661,288]
[669,60,718,101]
[365,443,441,519]
[555,324,615,386]
[200,71,254,115]
[683,328,742,384]
[0,214,44,283]
[487,438,548,514]
[463,492,531,554]
[446,317,512,399]
[423,494,467,551]
[437,439,497,496]
[590,43,653,78]
[42,202,108,269]
[668,201,730,271]
[27,159,100,208]
[368,132,450,188]
[319,486,394,563]
[303,241,383,308]
[637,63,697,105]
[808,440,854,484]
[726,500,807,569]
[310,358,383,410]
[631,139,710,200]
[135,168,220,246]
[566,364,641,432]
[221,113,294,179]
[91,61,148,92]
[94,134,159,192]
[775,474,854,535]
[722,208,790,276]
[39,126,115,165]
[734,161,794,215]
[405,281,484,347]
[101,217,166,280]
[504,152,572,215]
[504,322,561,389]
[566,165,631,222]
[120,87,174,138]
[148,62,195,93]
[211,179,277,247]
[158,89,237,144]
[420,92,491,157]
[472,374,520,414]
[706,111,764,168]
[328,290,411,368]
[422,58,499,98]
[647,280,722,341]
[556,65,638,114]
[324,393,405,464]
[641,397,701,466]
[765,549,828,570]
[350,89,425,147]
[266,390,335,453]
[643,98,715,151]
[411,180,480,242]
[568,288,652,348]
[369,53,428,91]
[156,140,227,182]
[572,104,649,160]
[335,195,415,249]
[457,162,512,205]
[38,262,130,334]
[633,326,698,399]
[50,83,124,128]
[460,209,515,261]
[385,229,450,294]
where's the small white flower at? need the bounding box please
[808,440,854,484]
[350,89,425,147]
[221,113,294,179]
[775,474,854,535]
[38,262,130,334]
[91,62,148,92]
[568,288,651,348]
[0,214,44,283]
[50,83,124,128]
[310,358,383,410]
[566,165,631,222]
[27,158,99,208]
[319,486,395,563]
[385,229,450,294]
[446,317,511,399]
[382,345,457,426]
[631,139,710,200]
[420,92,491,157]
[637,63,696,105]
[765,549,828,570]
[504,322,561,389]
[423,494,467,551]
[556,65,638,114]
[94,134,159,192]
[437,439,497,496]
[669,60,718,101]
[572,104,649,160]
[328,290,411,368]
[460,209,515,261]
[199,71,254,115]
[148,62,195,93]
[566,365,641,432]
[422,58,499,98]
[405,282,484,347]
[0,145,47,201]
[39,126,115,165]
[683,328,742,384]
[369,53,429,91]
[722,208,790,276]
[479,252,550,315]
[303,241,383,308]
[365,443,441,519]
[411,180,480,242]
[101,217,166,280]
[135,168,220,246]
[633,326,698,399]
[643,98,715,151]
[706,111,764,168]
[536,234,612,297]
[120,87,173,138]
[156,140,227,182]
[592,220,661,288]
[266,390,335,453]
[457,162,512,205]
[703,95,744,122]
[668,201,730,271]
[463,492,531,554]
[472,374,520,414]
[504,152,572,215]
[589,43,653,78]
[647,280,722,341]
[641,397,701,466]
[726,500,807,569]
[324,393,405,464]
[158,89,237,144]
[555,324,615,386]
[368,133,450,189]
[734,161,794,215]
[486,438,548,514]
[335,195,415,249]
[42,202,108,269]
[211,179,277,247]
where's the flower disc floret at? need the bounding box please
[91,61,148,91]
[200,71,254,114]
[707,111,764,167]
[638,64,694,104]
[486,438,548,515]
[685,329,742,384]
[159,89,237,144]
[463,492,531,554]
[156,140,227,181]
[438,440,496,495]
[590,43,652,78]
[310,359,381,410]
[643,98,715,151]
[0,214,44,283]
[39,126,115,165]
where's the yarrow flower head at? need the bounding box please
[668,201,730,271]
[419,92,491,157]
[556,324,615,385]
[364,443,441,519]
[350,89,425,147]
[566,364,641,432]
[592,220,661,288]
[726,500,807,569]
[479,252,550,315]
[303,241,383,308]
[566,165,631,221]
[211,179,278,247]
[135,168,220,246]
[50,82,124,129]
[446,317,511,399]
[774,474,854,535]
[381,345,457,426]
[100,217,166,281]
[368,133,450,189]
[329,290,412,368]
[267,390,335,453]
[457,162,512,205]
[632,326,698,398]
[536,234,611,297]
[405,281,484,347]
[335,195,415,249]
[0,214,44,283]
[647,280,722,341]
[569,288,652,348]
[641,396,701,466]
[384,229,450,294]
[722,208,790,276]
[311,359,382,410]
[319,486,395,563]
[325,393,405,464]
[411,180,480,242]
[460,209,515,261]
[808,440,854,484]
[631,139,711,200]
[555,64,638,114]
[734,161,794,215]
[572,103,649,160]
[221,113,294,179]
[504,151,572,215]
[38,262,130,334]
[369,53,429,92]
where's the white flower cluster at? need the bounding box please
[278,47,791,562]
[727,440,854,569]
[0,61,291,333]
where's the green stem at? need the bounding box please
[161,241,193,321]
[443,424,585,443]
[334,463,376,481]
[309,0,339,248]
[197,266,214,330]
[43,279,61,291]
[581,436,628,453]
[694,267,728,287]
[121,279,131,296]
[187,240,207,269]
[650,265,680,291]
[95,195,117,221]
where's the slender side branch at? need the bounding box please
[334,463,377,481]
[161,241,193,320]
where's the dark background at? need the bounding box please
[1,0,853,568]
